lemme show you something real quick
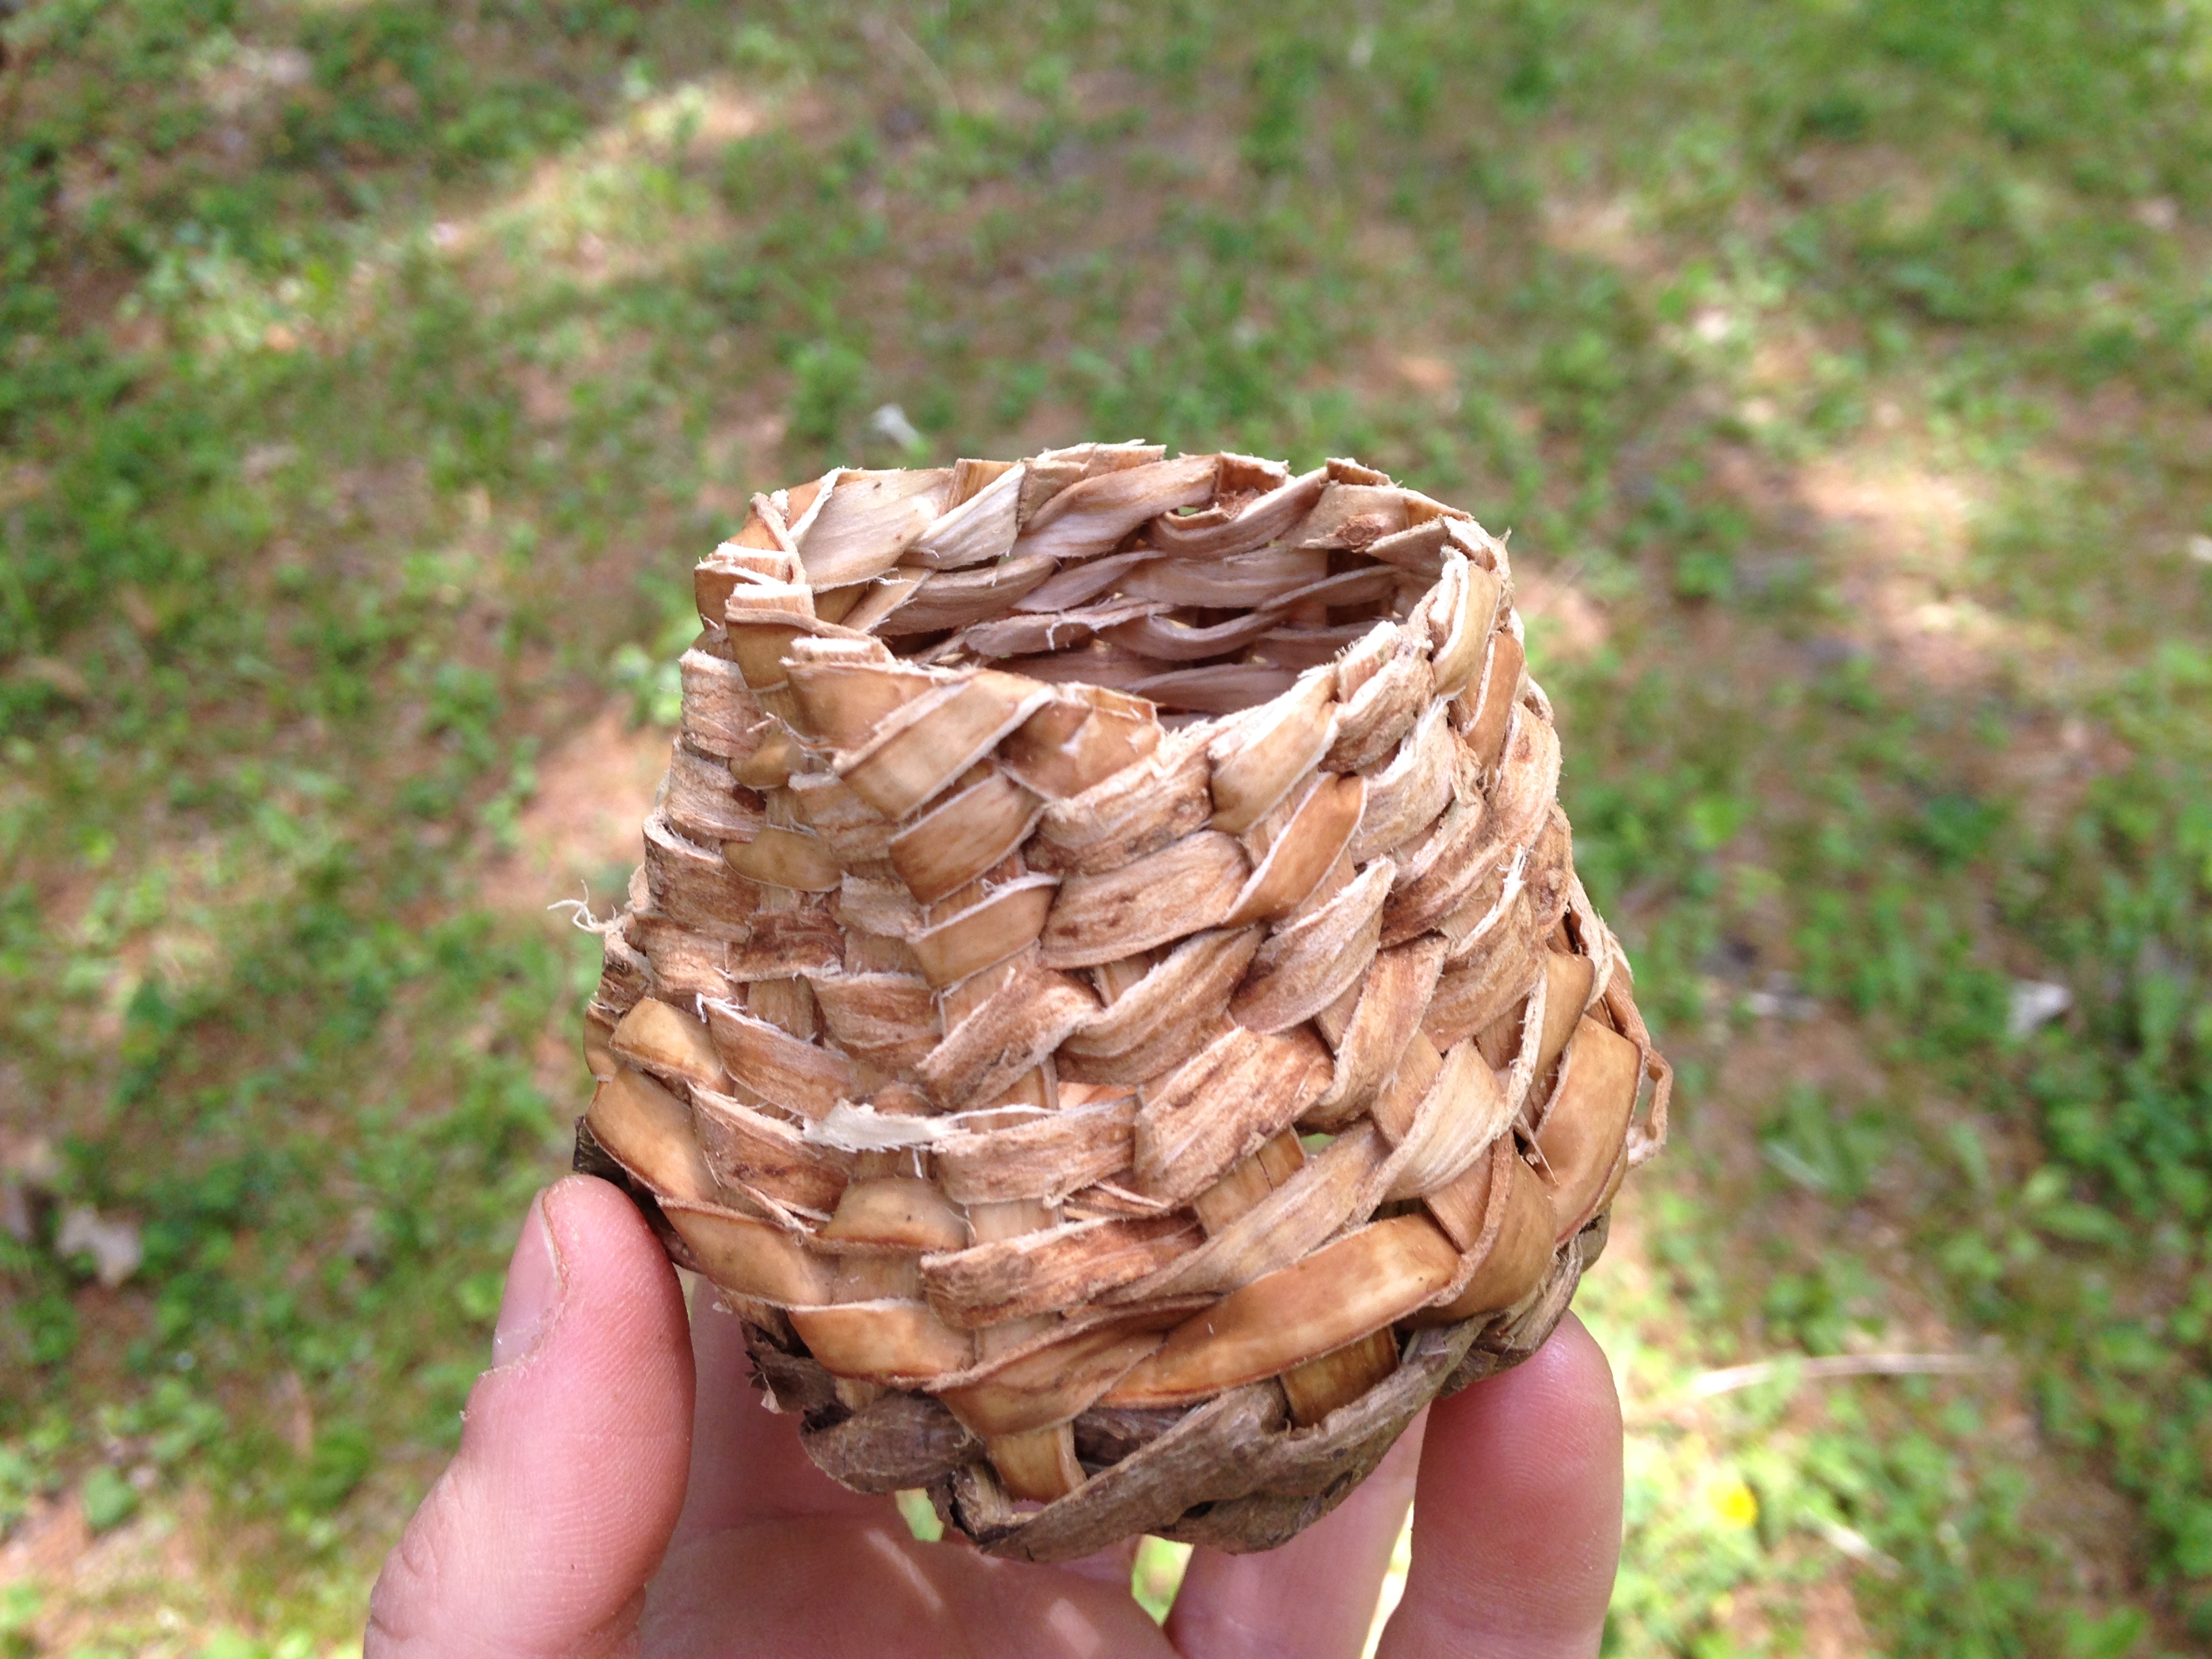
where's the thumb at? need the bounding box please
[367,1174,695,1659]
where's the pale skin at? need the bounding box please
[367,1175,1624,1659]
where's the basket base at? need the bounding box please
[577,1117,1610,1561]
[766,1216,1605,1561]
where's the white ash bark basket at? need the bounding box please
[574,443,1670,1559]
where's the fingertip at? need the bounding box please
[367,1174,694,1659]
[1167,1417,1425,1659]
[1378,1317,1622,1659]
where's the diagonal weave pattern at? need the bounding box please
[574,445,1670,1559]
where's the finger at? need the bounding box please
[648,1513,1176,1659]
[1378,1315,1622,1659]
[1166,1413,1425,1659]
[366,1176,694,1659]
[675,1293,893,1536]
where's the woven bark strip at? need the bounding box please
[574,447,1667,1554]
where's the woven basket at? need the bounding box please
[573,445,1670,1561]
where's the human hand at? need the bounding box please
[366,1174,1622,1658]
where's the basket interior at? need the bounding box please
[785,446,1469,718]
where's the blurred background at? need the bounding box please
[2,1,2210,1653]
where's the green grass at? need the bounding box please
[5,1,2212,1652]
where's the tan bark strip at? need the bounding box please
[909,874,1059,988]
[1010,548,1157,613]
[1382,1037,1515,1201]
[1361,519,1451,580]
[1039,830,1249,968]
[1256,622,1374,670]
[1322,621,1397,712]
[878,552,1061,634]
[934,1094,1139,1206]
[1422,556,1504,701]
[682,646,769,758]
[821,1177,970,1252]
[722,825,842,892]
[1011,454,1218,562]
[1322,643,1433,774]
[1132,1025,1334,1204]
[1281,1328,1401,1428]
[1229,857,1393,1034]
[910,462,1023,569]
[1223,773,1364,928]
[1435,840,1528,962]
[661,740,762,844]
[592,917,652,1013]
[693,551,785,630]
[935,1320,1170,1437]
[721,613,865,696]
[916,962,1099,1110]
[1121,1123,1388,1302]
[1101,1216,1459,1408]
[726,901,845,983]
[827,570,923,634]
[642,814,761,943]
[1263,563,1401,613]
[1100,609,1280,661]
[889,773,1044,904]
[806,972,939,1073]
[1535,1018,1643,1242]
[836,672,1052,821]
[1018,441,1164,519]
[628,912,732,1004]
[1117,546,1332,611]
[958,600,1165,660]
[731,722,804,789]
[583,1005,619,1080]
[922,1216,1200,1328]
[1461,630,1525,770]
[1189,1129,1305,1234]
[586,1068,718,1206]
[1408,1142,1555,1326]
[691,1088,853,1213]
[1379,789,1498,948]
[1347,703,1456,867]
[998,687,1162,802]
[1057,927,1261,1085]
[746,976,818,1040]
[1128,662,1300,715]
[1028,729,1211,878]
[1418,1132,1498,1254]
[787,1300,976,1382]
[796,468,951,589]
[1370,1032,1442,1143]
[1206,665,1337,834]
[1147,466,1327,559]
[966,1198,1059,1243]
[1532,950,1598,1079]
[611,998,728,1091]
[664,1201,832,1306]
[703,1001,856,1120]
[1420,899,1538,1053]
[1292,482,1411,549]
[1486,705,1564,855]
[783,644,938,752]
[831,1254,924,1303]
[987,1425,1086,1503]
[786,770,896,869]
[1602,966,1673,1170]
[1305,935,1448,1130]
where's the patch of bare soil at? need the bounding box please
[476,705,668,918]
